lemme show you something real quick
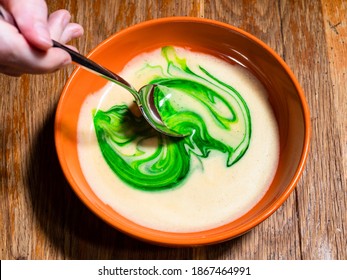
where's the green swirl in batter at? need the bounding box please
[93,46,251,191]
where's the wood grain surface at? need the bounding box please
[0,0,346,260]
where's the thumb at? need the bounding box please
[5,0,52,50]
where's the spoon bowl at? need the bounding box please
[53,40,183,137]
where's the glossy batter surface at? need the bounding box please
[77,47,279,232]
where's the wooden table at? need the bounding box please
[1,0,346,260]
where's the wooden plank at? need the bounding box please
[280,0,346,259]
[320,0,347,260]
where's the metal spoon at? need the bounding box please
[53,40,183,137]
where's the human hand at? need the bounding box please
[0,0,83,76]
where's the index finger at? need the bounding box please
[2,0,52,50]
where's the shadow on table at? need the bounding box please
[26,109,241,260]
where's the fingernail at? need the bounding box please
[62,57,72,67]
[63,12,71,26]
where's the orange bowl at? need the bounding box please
[55,17,310,246]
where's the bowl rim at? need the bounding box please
[55,16,311,246]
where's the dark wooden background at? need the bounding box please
[1,0,346,260]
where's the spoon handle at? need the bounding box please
[52,40,134,91]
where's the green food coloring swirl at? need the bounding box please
[93,46,251,191]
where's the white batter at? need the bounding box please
[77,47,279,232]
